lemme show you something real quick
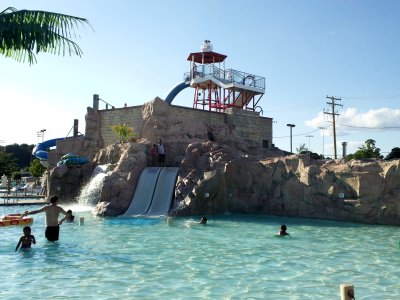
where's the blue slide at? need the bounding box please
[32,138,65,161]
[165,81,190,104]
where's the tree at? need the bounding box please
[0,151,18,176]
[111,124,138,143]
[296,143,308,154]
[346,139,382,160]
[0,7,90,64]
[12,171,21,183]
[385,147,400,160]
[29,158,46,177]
[4,143,34,169]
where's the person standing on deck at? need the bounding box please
[157,139,166,167]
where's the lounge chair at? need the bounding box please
[19,182,35,195]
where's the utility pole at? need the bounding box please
[286,124,295,153]
[324,96,342,159]
[319,127,327,157]
[306,135,313,154]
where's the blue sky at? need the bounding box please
[1,0,399,157]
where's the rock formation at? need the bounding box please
[92,143,147,216]
[45,162,95,202]
[171,142,400,225]
[45,98,400,225]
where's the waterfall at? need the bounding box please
[77,165,109,206]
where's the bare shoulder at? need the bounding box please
[38,205,50,212]
[57,205,67,213]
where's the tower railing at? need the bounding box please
[184,64,265,91]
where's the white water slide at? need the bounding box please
[123,167,179,217]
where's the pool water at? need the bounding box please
[1,204,399,299]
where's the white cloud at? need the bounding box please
[305,107,400,136]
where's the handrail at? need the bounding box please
[99,98,115,110]
[188,64,265,90]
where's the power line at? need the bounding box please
[273,128,320,139]
[273,125,333,139]
[336,123,400,129]
[273,121,398,140]
[342,93,400,100]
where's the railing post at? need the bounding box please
[73,119,79,138]
[93,94,99,110]
[340,284,355,300]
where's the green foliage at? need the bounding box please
[296,143,308,154]
[385,147,400,160]
[110,124,138,143]
[300,151,322,160]
[0,7,91,64]
[0,151,18,176]
[346,139,382,160]
[29,159,46,177]
[4,143,34,169]
[12,171,21,182]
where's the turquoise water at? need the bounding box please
[1,204,399,299]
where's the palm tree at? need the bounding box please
[111,124,138,143]
[0,7,91,64]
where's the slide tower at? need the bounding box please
[186,40,265,112]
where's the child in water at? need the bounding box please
[66,210,75,222]
[15,226,36,251]
[59,210,74,224]
[279,224,290,236]
[199,217,207,224]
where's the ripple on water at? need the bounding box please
[1,207,400,299]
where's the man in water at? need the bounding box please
[21,195,67,242]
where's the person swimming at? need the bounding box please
[199,217,207,225]
[59,209,75,224]
[279,224,290,236]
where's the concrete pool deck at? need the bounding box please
[0,194,48,206]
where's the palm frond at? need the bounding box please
[0,7,92,64]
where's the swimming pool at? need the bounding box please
[1,204,399,299]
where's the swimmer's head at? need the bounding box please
[23,226,31,235]
[50,195,58,204]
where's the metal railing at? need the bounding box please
[185,64,265,90]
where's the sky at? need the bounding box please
[1,0,399,158]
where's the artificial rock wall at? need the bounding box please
[48,97,272,170]
[88,97,273,167]
[97,101,272,149]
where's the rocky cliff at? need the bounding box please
[47,139,400,225]
[46,99,400,225]
[171,141,400,225]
